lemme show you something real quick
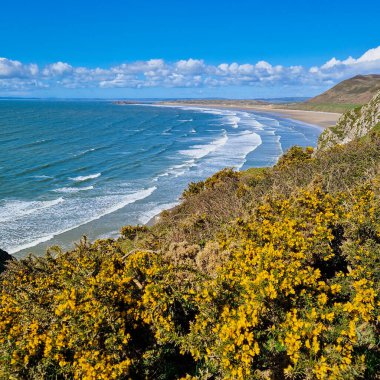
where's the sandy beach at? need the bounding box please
[160,102,341,128]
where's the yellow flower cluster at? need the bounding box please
[0,240,161,379]
[142,185,379,379]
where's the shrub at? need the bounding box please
[275,146,314,169]
[120,225,149,240]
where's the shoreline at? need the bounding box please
[158,102,341,128]
[143,102,341,227]
[11,103,335,256]
[145,213,164,227]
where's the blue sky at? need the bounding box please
[1,0,379,98]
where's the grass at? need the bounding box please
[283,102,360,113]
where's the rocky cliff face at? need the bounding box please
[317,90,380,150]
[0,249,13,274]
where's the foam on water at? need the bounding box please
[153,159,197,181]
[71,173,101,182]
[4,187,157,254]
[179,130,228,159]
[205,130,263,170]
[53,186,94,193]
[0,198,64,223]
[227,115,240,128]
[73,147,98,157]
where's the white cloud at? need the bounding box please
[175,59,205,74]
[255,61,272,71]
[0,46,380,93]
[310,46,380,80]
[0,58,38,78]
[355,46,380,63]
[42,61,73,76]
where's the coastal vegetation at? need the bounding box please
[318,90,380,150]
[1,93,380,379]
[283,103,360,114]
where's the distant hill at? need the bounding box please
[283,74,380,113]
[308,74,380,105]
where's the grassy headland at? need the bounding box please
[285,74,380,113]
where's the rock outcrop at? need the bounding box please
[317,90,380,150]
[0,249,13,274]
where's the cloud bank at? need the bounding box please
[1,46,380,94]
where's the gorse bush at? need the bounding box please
[0,240,195,379]
[180,185,380,379]
[1,135,380,379]
[275,145,314,168]
[181,168,241,199]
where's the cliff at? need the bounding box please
[317,90,380,150]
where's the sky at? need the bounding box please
[1,0,380,98]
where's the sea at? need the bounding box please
[0,100,321,257]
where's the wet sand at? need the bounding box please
[160,102,341,128]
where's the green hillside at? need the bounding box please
[308,74,380,105]
[285,75,380,113]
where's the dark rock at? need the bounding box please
[0,248,13,274]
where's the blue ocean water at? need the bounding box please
[0,100,321,255]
